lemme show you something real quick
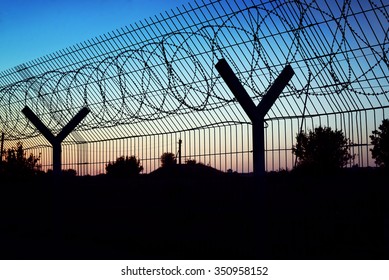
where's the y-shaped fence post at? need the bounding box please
[216,58,294,258]
[22,106,90,175]
[215,58,294,178]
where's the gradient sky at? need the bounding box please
[0,0,190,72]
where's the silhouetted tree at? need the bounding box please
[370,119,389,168]
[1,142,41,176]
[161,152,176,167]
[106,156,143,177]
[292,126,354,172]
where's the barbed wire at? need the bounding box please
[0,0,387,141]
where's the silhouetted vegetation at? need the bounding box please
[292,126,354,173]
[0,132,387,260]
[0,167,386,260]
[0,142,41,177]
[185,159,197,165]
[46,168,77,176]
[105,155,143,177]
[160,152,176,167]
[370,119,389,168]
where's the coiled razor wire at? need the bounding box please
[0,0,387,142]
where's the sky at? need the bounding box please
[0,0,190,72]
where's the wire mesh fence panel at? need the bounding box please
[0,0,388,174]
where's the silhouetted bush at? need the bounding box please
[106,156,143,177]
[0,142,41,177]
[160,152,176,167]
[292,126,354,172]
[185,159,197,165]
[370,119,389,168]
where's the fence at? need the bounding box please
[19,105,388,176]
[1,0,388,175]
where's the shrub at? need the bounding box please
[185,159,197,165]
[106,156,143,177]
[1,142,41,177]
[370,119,389,168]
[292,126,354,172]
[160,152,176,167]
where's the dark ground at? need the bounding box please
[0,165,387,260]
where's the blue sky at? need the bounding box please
[0,0,190,72]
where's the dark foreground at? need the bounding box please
[0,166,387,260]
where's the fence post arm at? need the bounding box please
[56,107,90,143]
[21,106,56,145]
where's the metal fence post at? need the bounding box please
[215,58,294,178]
[22,106,90,176]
